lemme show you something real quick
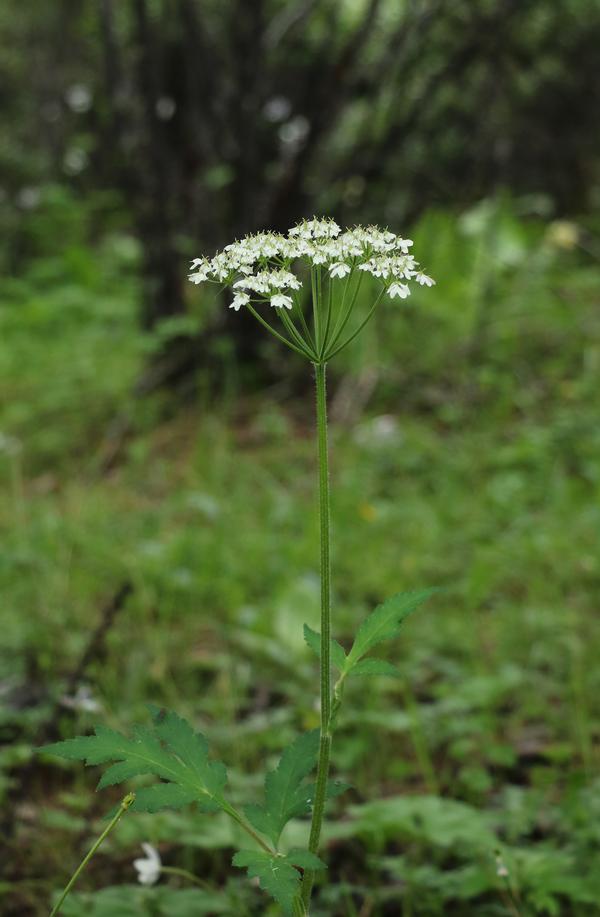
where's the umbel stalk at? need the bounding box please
[301,361,332,909]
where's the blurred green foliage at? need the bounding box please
[2,191,600,914]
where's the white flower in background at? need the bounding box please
[329,262,351,278]
[387,282,410,299]
[134,843,161,886]
[60,684,102,713]
[271,293,293,309]
[494,851,510,879]
[230,292,249,311]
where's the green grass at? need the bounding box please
[2,195,600,915]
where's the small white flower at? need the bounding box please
[329,262,351,278]
[230,292,250,311]
[387,282,410,299]
[495,852,510,879]
[60,684,101,713]
[415,272,435,287]
[271,294,293,309]
[134,843,161,886]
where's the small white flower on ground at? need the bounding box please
[494,851,510,878]
[230,292,250,311]
[270,294,293,309]
[329,262,351,278]
[387,282,410,299]
[60,684,101,713]
[134,843,161,886]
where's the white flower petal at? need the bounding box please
[270,294,293,309]
[388,282,410,299]
[329,262,351,278]
[134,844,161,886]
[230,292,250,311]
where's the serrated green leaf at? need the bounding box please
[97,760,151,790]
[347,659,401,678]
[130,783,199,812]
[286,849,327,871]
[245,731,320,847]
[303,624,347,671]
[244,803,278,842]
[154,710,227,798]
[345,589,436,670]
[232,850,300,915]
[264,731,319,842]
[40,710,228,815]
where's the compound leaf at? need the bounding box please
[41,711,227,814]
[130,783,200,813]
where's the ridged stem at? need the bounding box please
[300,361,332,910]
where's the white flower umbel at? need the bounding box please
[134,843,161,886]
[188,217,434,362]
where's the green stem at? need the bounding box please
[50,793,135,916]
[300,362,332,910]
[279,309,317,361]
[293,294,316,353]
[160,866,213,891]
[324,286,384,361]
[246,304,310,359]
[220,800,276,855]
[311,267,321,351]
[326,271,363,354]
[319,275,333,360]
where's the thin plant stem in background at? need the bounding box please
[49,793,135,917]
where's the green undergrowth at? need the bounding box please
[1,196,600,915]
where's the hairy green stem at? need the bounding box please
[300,361,332,909]
[50,793,135,916]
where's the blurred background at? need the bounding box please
[1,1,600,914]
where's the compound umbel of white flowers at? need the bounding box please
[189,217,435,911]
[188,217,434,364]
